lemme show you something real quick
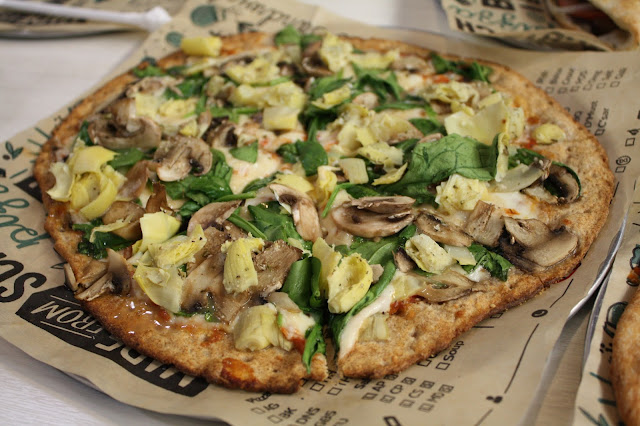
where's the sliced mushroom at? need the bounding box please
[89,98,162,150]
[182,253,257,323]
[64,263,78,292]
[465,201,504,247]
[270,183,322,242]
[102,200,145,241]
[391,55,429,72]
[393,248,416,273]
[414,270,475,303]
[500,217,578,272]
[545,164,580,203]
[503,217,554,248]
[126,76,177,97]
[418,133,444,144]
[145,182,171,214]
[182,237,300,322]
[416,213,473,247]
[205,119,237,148]
[187,200,241,235]
[331,196,416,238]
[76,249,133,300]
[254,240,302,298]
[351,196,415,214]
[117,160,149,201]
[154,135,213,182]
[301,41,332,77]
[352,92,379,109]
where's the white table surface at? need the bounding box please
[0,1,594,424]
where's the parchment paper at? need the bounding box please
[440,0,637,51]
[0,0,639,424]
[573,180,640,425]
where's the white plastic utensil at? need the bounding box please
[0,0,172,32]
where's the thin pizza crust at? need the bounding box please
[35,32,613,391]
[612,288,640,425]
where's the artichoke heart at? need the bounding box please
[405,233,456,274]
[180,36,222,57]
[262,106,301,131]
[313,166,338,204]
[148,225,207,269]
[326,253,373,314]
[79,173,118,220]
[318,33,354,72]
[133,264,184,313]
[312,238,342,298]
[68,145,117,174]
[229,81,307,109]
[233,304,293,351]
[312,85,351,110]
[357,142,403,169]
[138,212,182,253]
[273,173,314,194]
[47,162,73,201]
[225,56,280,85]
[533,123,566,144]
[222,237,265,294]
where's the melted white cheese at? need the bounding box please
[339,283,395,359]
[485,191,538,219]
[216,146,282,193]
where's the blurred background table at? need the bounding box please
[0,1,593,424]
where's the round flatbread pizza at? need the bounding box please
[34,28,614,393]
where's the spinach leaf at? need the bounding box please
[227,211,268,240]
[276,143,299,163]
[216,191,257,202]
[77,120,94,146]
[108,147,146,169]
[347,224,416,266]
[73,220,134,260]
[281,258,313,311]
[210,106,260,123]
[345,184,381,199]
[164,150,233,218]
[386,133,498,189]
[322,183,354,217]
[242,174,276,193]
[253,77,291,87]
[302,323,326,373]
[352,63,403,102]
[430,53,493,83]
[133,64,165,78]
[307,74,351,101]
[275,25,301,45]
[295,139,328,176]
[230,141,258,163]
[374,99,429,112]
[248,203,302,242]
[329,261,396,351]
[166,73,208,99]
[409,117,446,136]
[467,243,512,281]
[508,147,545,169]
[274,25,321,50]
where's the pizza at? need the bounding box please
[611,247,640,424]
[34,28,614,393]
[545,0,640,50]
